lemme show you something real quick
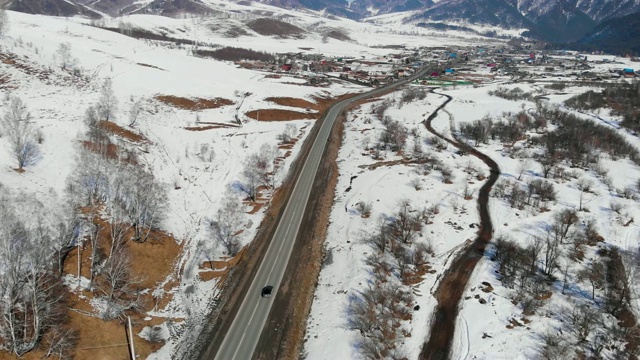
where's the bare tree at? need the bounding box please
[241,154,262,202]
[543,235,561,276]
[0,8,8,37]
[209,196,244,256]
[576,178,593,211]
[538,331,571,360]
[84,105,108,145]
[410,178,422,190]
[517,158,532,181]
[539,154,558,179]
[525,237,544,275]
[552,208,579,244]
[125,169,167,243]
[0,212,67,356]
[277,123,297,143]
[363,218,389,253]
[355,201,373,217]
[578,259,605,301]
[43,327,77,360]
[604,249,637,316]
[128,97,144,127]
[52,201,81,275]
[257,143,279,189]
[96,248,144,320]
[568,303,600,343]
[1,96,39,170]
[97,78,118,121]
[560,261,570,294]
[55,43,76,71]
[388,200,421,244]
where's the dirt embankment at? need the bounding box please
[420,91,501,360]
[155,95,234,110]
[247,94,354,122]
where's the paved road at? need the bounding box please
[208,66,435,360]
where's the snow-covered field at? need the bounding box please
[303,88,488,359]
[442,84,640,359]
[304,76,640,359]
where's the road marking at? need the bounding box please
[231,296,262,360]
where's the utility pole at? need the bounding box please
[77,241,81,288]
[127,316,136,360]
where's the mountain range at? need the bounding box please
[1,0,640,48]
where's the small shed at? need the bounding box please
[281,64,292,71]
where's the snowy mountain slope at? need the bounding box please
[406,0,596,42]
[3,0,640,46]
[577,10,640,53]
[569,0,640,21]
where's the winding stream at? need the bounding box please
[419,91,501,360]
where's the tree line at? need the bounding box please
[0,78,167,358]
[348,200,436,359]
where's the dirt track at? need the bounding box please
[420,91,501,360]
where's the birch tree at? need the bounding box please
[1,96,39,170]
[96,248,144,320]
[0,8,7,37]
[97,78,118,121]
[209,195,244,256]
[0,204,67,356]
[56,43,76,71]
[122,168,167,243]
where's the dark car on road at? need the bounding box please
[261,286,273,298]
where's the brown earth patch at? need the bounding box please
[246,201,265,215]
[185,125,225,131]
[98,121,147,143]
[0,74,14,90]
[249,94,355,121]
[185,122,240,131]
[52,215,182,360]
[199,270,226,282]
[359,157,431,170]
[246,109,315,121]
[403,263,434,285]
[0,52,54,82]
[82,140,119,160]
[156,95,234,111]
[266,97,318,110]
[137,63,165,71]
[0,52,88,88]
[81,140,138,165]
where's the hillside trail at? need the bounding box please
[419,90,501,360]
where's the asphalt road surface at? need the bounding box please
[209,66,435,360]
